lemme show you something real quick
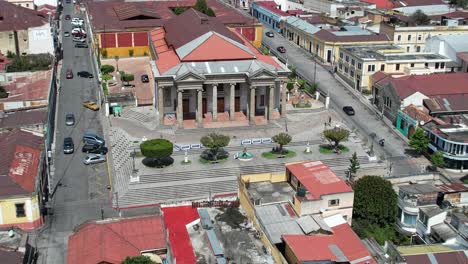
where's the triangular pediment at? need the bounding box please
[175,67,205,82]
[249,68,277,79]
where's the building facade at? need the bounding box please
[251,1,289,33]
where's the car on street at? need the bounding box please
[75,43,88,48]
[82,101,100,111]
[65,15,71,20]
[71,20,84,26]
[141,74,149,83]
[82,143,108,155]
[82,133,105,146]
[277,46,286,53]
[66,69,73,79]
[64,32,70,37]
[265,31,274,38]
[77,71,93,78]
[63,137,74,154]
[343,106,355,116]
[65,113,75,126]
[73,37,86,43]
[83,154,106,165]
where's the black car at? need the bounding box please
[78,71,93,78]
[63,137,74,154]
[277,46,286,53]
[75,43,88,48]
[343,106,355,116]
[141,74,149,83]
[265,31,274,38]
[82,143,108,155]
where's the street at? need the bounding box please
[35,3,115,264]
[262,30,408,159]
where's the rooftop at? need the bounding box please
[286,161,353,200]
[86,0,256,32]
[342,45,448,61]
[430,34,468,53]
[437,183,468,193]
[0,1,48,31]
[285,16,321,35]
[424,95,468,114]
[67,215,166,264]
[403,250,468,264]
[420,205,445,218]
[0,129,42,197]
[423,121,468,143]
[431,222,458,241]
[1,70,51,104]
[254,1,289,17]
[0,108,47,130]
[402,105,434,123]
[255,203,303,244]
[313,28,389,43]
[399,184,440,195]
[398,244,461,255]
[246,181,296,204]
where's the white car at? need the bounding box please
[71,20,84,26]
[73,37,86,43]
[83,154,106,165]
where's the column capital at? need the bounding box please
[212,83,218,87]
[268,85,275,89]
[230,83,236,87]
[177,89,184,93]
[196,88,204,92]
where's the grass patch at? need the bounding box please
[102,82,108,95]
[319,145,349,154]
[199,157,228,164]
[262,150,296,159]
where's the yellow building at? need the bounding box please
[239,160,355,264]
[0,130,45,231]
[336,45,451,92]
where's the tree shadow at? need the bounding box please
[404,148,422,158]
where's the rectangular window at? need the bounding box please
[351,59,355,66]
[15,203,26,218]
[345,55,349,62]
[357,63,362,70]
[339,63,343,70]
[418,35,422,41]
[411,63,415,68]
[425,63,429,68]
[9,34,13,39]
[408,35,412,41]
[345,67,349,73]
[357,74,361,80]
[380,64,385,71]
[350,70,354,77]
[435,62,440,69]
[416,46,421,52]
[340,52,343,59]
[397,35,401,41]
[328,199,340,206]
[367,65,375,72]
[396,64,400,71]
[407,47,410,52]
[441,62,445,69]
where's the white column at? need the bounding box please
[177,90,183,127]
[197,89,203,127]
[250,86,255,123]
[25,199,33,222]
[230,83,235,121]
[268,85,274,120]
[281,81,287,117]
[158,86,164,124]
[212,84,218,121]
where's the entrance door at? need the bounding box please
[217,98,225,113]
[202,98,207,115]
[327,50,332,63]
[356,80,361,91]
[183,99,190,119]
[235,97,240,112]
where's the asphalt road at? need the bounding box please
[262,30,408,159]
[35,3,115,264]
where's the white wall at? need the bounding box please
[402,91,429,108]
[28,23,54,54]
[33,0,56,6]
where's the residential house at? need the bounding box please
[0,129,46,230]
[437,183,468,207]
[251,1,290,33]
[395,104,434,138]
[450,212,468,238]
[283,17,391,64]
[302,0,375,18]
[337,44,450,92]
[415,206,447,239]
[397,184,440,234]
[379,21,468,53]
[67,215,167,264]
[150,9,289,129]
[0,108,47,133]
[425,34,468,72]
[398,245,468,264]
[0,1,54,56]
[86,0,264,58]
[238,160,374,263]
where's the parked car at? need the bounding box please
[63,137,74,154]
[82,132,105,146]
[82,101,100,111]
[265,31,274,38]
[71,20,84,26]
[64,32,70,37]
[75,43,88,48]
[277,46,286,53]
[82,143,108,155]
[73,37,86,43]
[65,15,71,20]
[65,113,75,126]
[343,106,355,116]
[78,71,93,78]
[66,69,73,79]
[141,74,149,83]
[83,154,106,165]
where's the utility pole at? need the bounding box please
[114,192,121,217]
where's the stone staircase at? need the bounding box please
[119,107,157,129]
[108,128,134,197]
[117,156,384,207]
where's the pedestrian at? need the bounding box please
[328,116,332,125]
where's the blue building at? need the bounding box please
[251,1,290,32]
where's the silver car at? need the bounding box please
[83,154,106,165]
[65,113,75,126]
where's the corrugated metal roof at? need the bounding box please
[285,17,321,35]
[296,215,320,234]
[199,208,213,229]
[206,229,224,256]
[255,204,303,244]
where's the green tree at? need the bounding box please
[353,176,397,226]
[286,82,294,92]
[410,10,430,25]
[100,64,115,74]
[121,73,135,85]
[349,151,360,175]
[409,127,429,155]
[140,139,173,167]
[101,74,113,81]
[128,49,134,57]
[272,133,292,154]
[206,7,216,17]
[431,151,445,168]
[450,0,468,8]
[323,127,350,148]
[121,255,156,264]
[101,49,108,58]
[194,0,208,13]
[0,86,8,98]
[200,133,230,160]
[173,6,188,15]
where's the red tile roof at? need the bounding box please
[0,130,42,197]
[1,70,51,104]
[0,1,48,31]
[283,223,376,263]
[402,104,434,123]
[361,0,395,9]
[286,161,352,200]
[150,28,181,74]
[303,16,327,25]
[162,206,199,264]
[313,29,390,43]
[437,183,468,193]
[67,215,166,264]
[255,1,289,17]
[0,108,47,129]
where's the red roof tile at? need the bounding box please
[67,215,166,264]
[0,130,42,197]
[313,29,390,43]
[0,108,47,129]
[1,70,51,103]
[283,223,376,263]
[361,0,395,9]
[286,161,352,200]
[150,28,181,74]
[0,1,48,31]
[402,105,434,123]
[255,1,289,17]
[162,206,199,264]
[437,183,468,193]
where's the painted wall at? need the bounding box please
[0,30,29,55]
[28,23,54,54]
[293,192,354,224]
[98,32,150,58]
[0,195,43,230]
